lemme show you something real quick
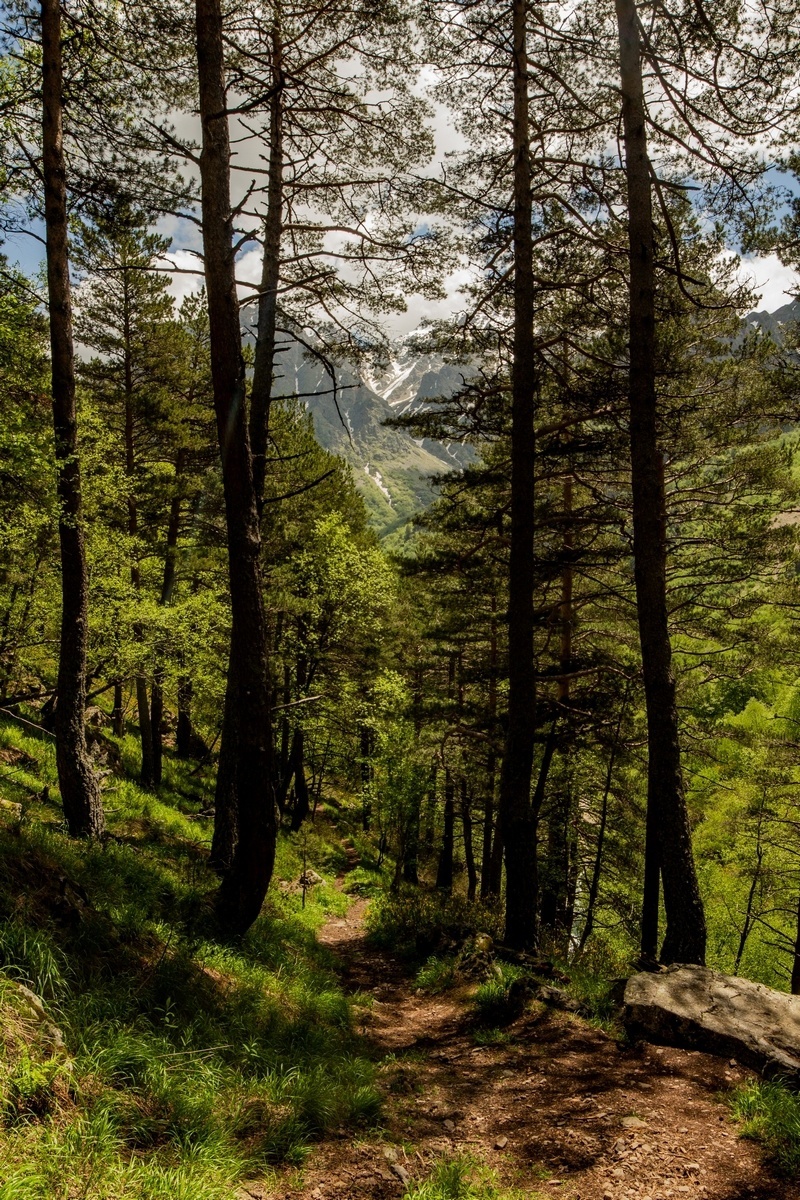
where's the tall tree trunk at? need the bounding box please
[123,288,154,787]
[791,887,800,996]
[359,721,372,831]
[41,0,103,839]
[578,685,629,953]
[481,596,499,899]
[288,729,310,832]
[249,18,284,512]
[436,769,455,892]
[151,449,185,786]
[461,778,477,902]
[540,477,574,945]
[498,0,538,951]
[615,0,706,967]
[196,0,276,934]
[112,681,125,737]
[176,679,193,757]
[209,650,238,873]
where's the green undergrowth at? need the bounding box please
[402,1153,528,1200]
[366,887,503,962]
[730,1079,800,1175]
[0,717,381,1199]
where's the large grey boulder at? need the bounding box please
[624,964,800,1080]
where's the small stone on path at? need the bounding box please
[494,1135,508,1149]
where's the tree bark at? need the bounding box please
[436,769,455,892]
[615,0,706,966]
[578,684,629,954]
[122,280,154,787]
[540,476,574,945]
[176,679,193,757]
[497,0,538,950]
[461,778,477,902]
[196,0,276,934]
[41,0,103,839]
[289,729,310,832]
[791,887,800,996]
[112,681,125,737]
[249,18,284,512]
[151,448,185,786]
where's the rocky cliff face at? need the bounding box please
[272,338,473,540]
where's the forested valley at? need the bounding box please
[5,0,800,1196]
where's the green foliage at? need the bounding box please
[366,889,502,962]
[472,964,528,1027]
[0,717,380,1196]
[402,1154,526,1200]
[730,1080,800,1175]
[414,955,458,994]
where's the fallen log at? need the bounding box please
[624,963,800,1081]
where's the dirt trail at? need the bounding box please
[273,895,797,1200]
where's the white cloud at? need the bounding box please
[736,253,799,312]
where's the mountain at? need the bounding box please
[265,300,800,542]
[273,338,472,539]
[742,299,800,341]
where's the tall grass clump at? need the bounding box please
[402,1154,527,1199]
[730,1079,800,1175]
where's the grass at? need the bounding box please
[0,716,382,1199]
[402,1153,526,1200]
[472,964,529,1026]
[414,955,458,994]
[730,1079,800,1175]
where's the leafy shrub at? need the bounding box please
[366,889,502,961]
[4,1052,62,1123]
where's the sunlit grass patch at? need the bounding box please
[402,1153,526,1199]
[0,715,383,1196]
[730,1079,800,1175]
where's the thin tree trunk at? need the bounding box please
[209,650,238,873]
[289,729,310,832]
[791,888,800,996]
[615,0,706,966]
[436,769,455,892]
[498,0,538,950]
[249,18,284,512]
[112,682,125,737]
[734,789,766,975]
[196,0,276,933]
[151,449,185,786]
[122,281,154,787]
[578,684,629,953]
[540,477,574,944]
[41,0,103,839]
[176,679,193,757]
[359,721,372,831]
[462,778,477,902]
[481,596,498,899]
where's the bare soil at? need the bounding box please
[259,896,798,1200]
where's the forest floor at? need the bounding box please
[264,873,800,1200]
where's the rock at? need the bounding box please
[390,1163,410,1185]
[444,1118,455,1132]
[535,984,582,1013]
[620,1116,648,1129]
[624,964,800,1080]
[494,1135,508,1149]
[9,982,67,1056]
[298,869,323,888]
